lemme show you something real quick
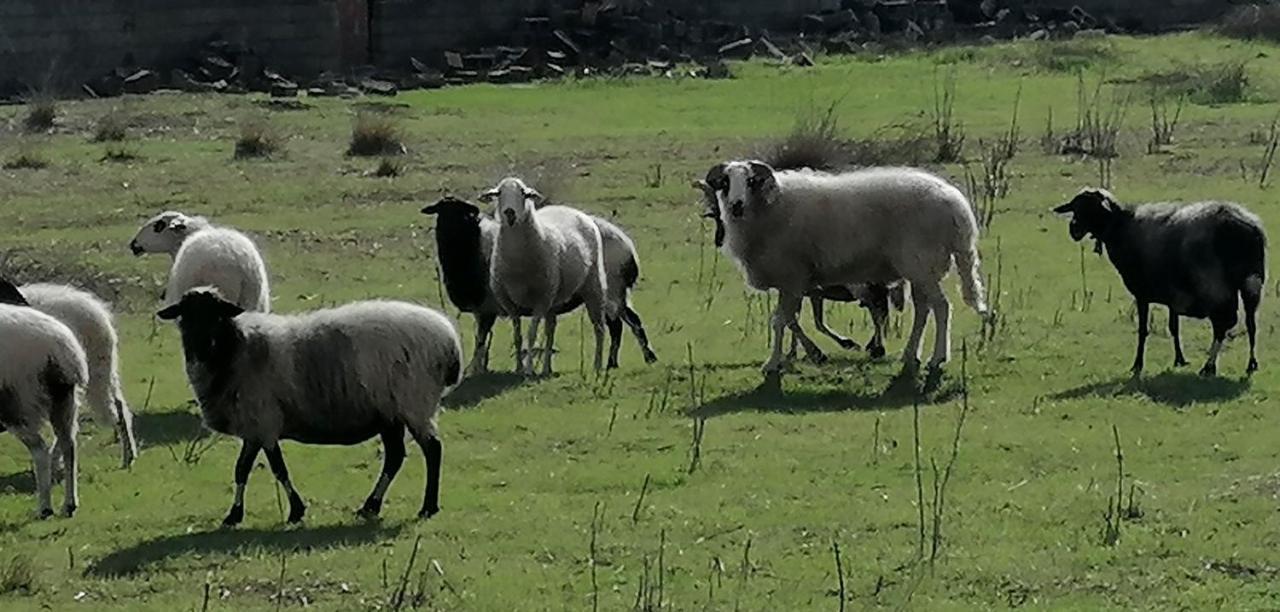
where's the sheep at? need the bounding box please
[0,284,87,518]
[129,211,271,312]
[0,282,138,468]
[702,161,989,374]
[482,178,612,376]
[421,197,658,374]
[1053,188,1266,376]
[157,287,463,526]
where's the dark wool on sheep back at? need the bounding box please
[426,198,492,313]
[1055,189,1266,376]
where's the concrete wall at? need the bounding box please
[0,0,340,90]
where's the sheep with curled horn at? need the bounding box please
[1053,188,1266,376]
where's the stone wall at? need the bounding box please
[0,0,340,90]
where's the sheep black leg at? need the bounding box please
[812,296,859,351]
[360,425,406,519]
[621,306,658,363]
[1201,309,1237,377]
[409,429,443,519]
[225,441,260,527]
[1243,287,1261,373]
[1131,302,1150,376]
[1168,313,1189,367]
[467,313,497,376]
[606,316,624,369]
[264,445,306,524]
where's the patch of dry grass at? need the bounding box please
[348,113,404,157]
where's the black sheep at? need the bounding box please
[1053,188,1266,376]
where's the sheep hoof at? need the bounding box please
[1248,358,1260,374]
[36,507,54,520]
[836,338,860,351]
[62,503,77,518]
[357,498,383,519]
[222,505,245,527]
[1173,357,1189,368]
[1199,363,1217,377]
[643,351,659,364]
[286,501,306,524]
[867,345,886,359]
[607,359,620,370]
[418,506,440,520]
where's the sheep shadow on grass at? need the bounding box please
[445,372,525,408]
[87,522,403,578]
[1051,371,1251,408]
[691,367,961,418]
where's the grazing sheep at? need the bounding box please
[158,288,462,525]
[0,283,137,468]
[695,178,904,362]
[421,197,657,374]
[129,211,271,312]
[1053,188,1266,376]
[703,162,989,374]
[0,287,87,518]
[482,178,612,376]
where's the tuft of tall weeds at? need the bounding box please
[760,97,849,172]
[22,95,56,133]
[0,554,35,595]
[1147,88,1184,153]
[92,109,129,142]
[931,68,966,163]
[234,115,282,159]
[3,140,49,170]
[348,113,405,157]
[1058,72,1130,159]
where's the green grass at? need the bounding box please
[3,33,1280,610]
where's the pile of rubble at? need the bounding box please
[72,1,1118,100]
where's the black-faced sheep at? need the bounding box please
[422,196,657,374]
[0,283,138,468]
[482,178,612,376]
[702,162,989,374]
[157,288,463,526]
[0,282,87,518]
[130,211,271,312]
[1053,188,1266,376]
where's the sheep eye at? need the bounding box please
[153,220,167,232]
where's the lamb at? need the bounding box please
[1053,188,1266,376]
[0,282,138,468]
[703,161,989,374]
[157,287,463,526]
[129,211,271,312]
[0,286,87,518]
[482,178,612,376]
[695,179,903,362]
[422,196,658,374]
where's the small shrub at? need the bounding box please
[234,116,281,159]
[22,96,56,133]
[932,68,966,163]
[760,98,849,171]
[1218,4,1280,42]
[3,143,48,170]
[0,554,35,595]
[101,145,141,163]
[348,113,404,157]
[92,110,128,142]
[372,157,403,177]
[1196,60,1249,104]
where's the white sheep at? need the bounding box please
[1,283,138,468]
[0,294,87,518]
[421,197,658,374]
[129,211,271,312]
[705,162,989,374]
[482,178,612,376]
[157,287,463,526]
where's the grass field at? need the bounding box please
[3,32,1280,610]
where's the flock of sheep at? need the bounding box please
[0,160,1268,525]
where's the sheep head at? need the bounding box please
[422,196,482,226]
[480,177,542,227]
[130,211,199,257]
[1053,188,1123,252]
[157,287,245,364]
[707,160,780,221]
[0,278,29,306]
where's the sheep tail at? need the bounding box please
[954,242,989,317]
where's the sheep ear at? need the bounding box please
[704,163,729,189]
[747,160,775,178]
[421,203,440,215]
[0,279,29,307]
[1052,202,1075,214]
[156,303,184,320]
[169,218,188,232]
[216,300,246,319]
[478,188,500,203]
[523,187,545,206]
